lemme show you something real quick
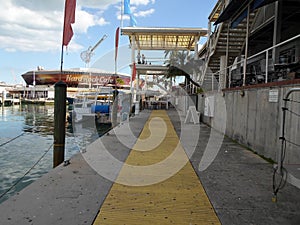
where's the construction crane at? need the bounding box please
[80,34,107,67]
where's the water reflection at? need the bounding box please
[22,104,54,135]
[0,104,111,204]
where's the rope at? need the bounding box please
[285,139,300,148]
[272,95,300,200]
[0,143,53,200]
[273,166,287,197]
[286,109,300,118]
[0,132,25,148]
[272,140,287,199]
[288,99,300,104]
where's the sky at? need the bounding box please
[0,0,217,85]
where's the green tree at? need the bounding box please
[164,50,202,88]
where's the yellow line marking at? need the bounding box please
[93,110,220,225]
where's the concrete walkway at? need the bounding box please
[0,109,300,224]
[93,110,220,224]
[167,109,300,225]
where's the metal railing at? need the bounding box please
[202,34,300,90]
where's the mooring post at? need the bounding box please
[112,88,119,127]
[53,81,67,168]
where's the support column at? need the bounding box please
[220,55,226,91]
[273,0,282,63]
[194,37,199,60]
[130,36,136,114]
[194,36,200,92]
[225,22,230,88]
[135,72,140,115]
[243,5,250,86]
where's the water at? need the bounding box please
[0,104,111,203]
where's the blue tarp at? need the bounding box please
[91,105,110,114]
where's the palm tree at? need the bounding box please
[164,50,202,88]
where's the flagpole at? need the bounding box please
[60,45,64,78]
[120,0,124,28]
[54,0,76,168]
[113,26,120,127]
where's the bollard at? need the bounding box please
[111,89,119,127]
[53,81,67,168]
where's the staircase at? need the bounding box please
[200,0,258,88]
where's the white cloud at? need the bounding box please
[78,0,119,10]
[135,8,155,17]
[74,10,109,33]
[131,0,155,6]
[0,0,113,52]
[0,0,156,53]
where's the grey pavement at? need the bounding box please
[0,109,299,225]
[167,109,300,225]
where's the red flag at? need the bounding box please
[115,27,120,62]
[62,0,76,46]
[132,62,136,81]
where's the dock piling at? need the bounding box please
[53,81,67,168]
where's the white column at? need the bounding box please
[194,36,199,60]
[130,36,137,114]
[193,36,199,93]
[131,37,136,65]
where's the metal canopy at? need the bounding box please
[133,64,168,76]
[121,27,208,51]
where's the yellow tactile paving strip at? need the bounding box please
[93,110,220,225]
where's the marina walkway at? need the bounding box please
[0,109,300,224]
[93,110,220,224]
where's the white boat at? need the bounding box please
[72,87,113,123]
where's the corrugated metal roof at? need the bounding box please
[121,27,208,51]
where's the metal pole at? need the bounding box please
[120,0,124,28]
[212,73,214,91]
[272,0,280,63]
[60,45,64,80]
[278,88,300,171]
[131,36,136,114]
[265,51,269,83]
[53,81,67,168]
[225,22,230,88]
[243,5,250,86]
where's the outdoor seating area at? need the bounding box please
[144,100,169,110]
[229,55,300,87]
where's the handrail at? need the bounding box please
[248,34,300,61]
[203,34,300,89]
